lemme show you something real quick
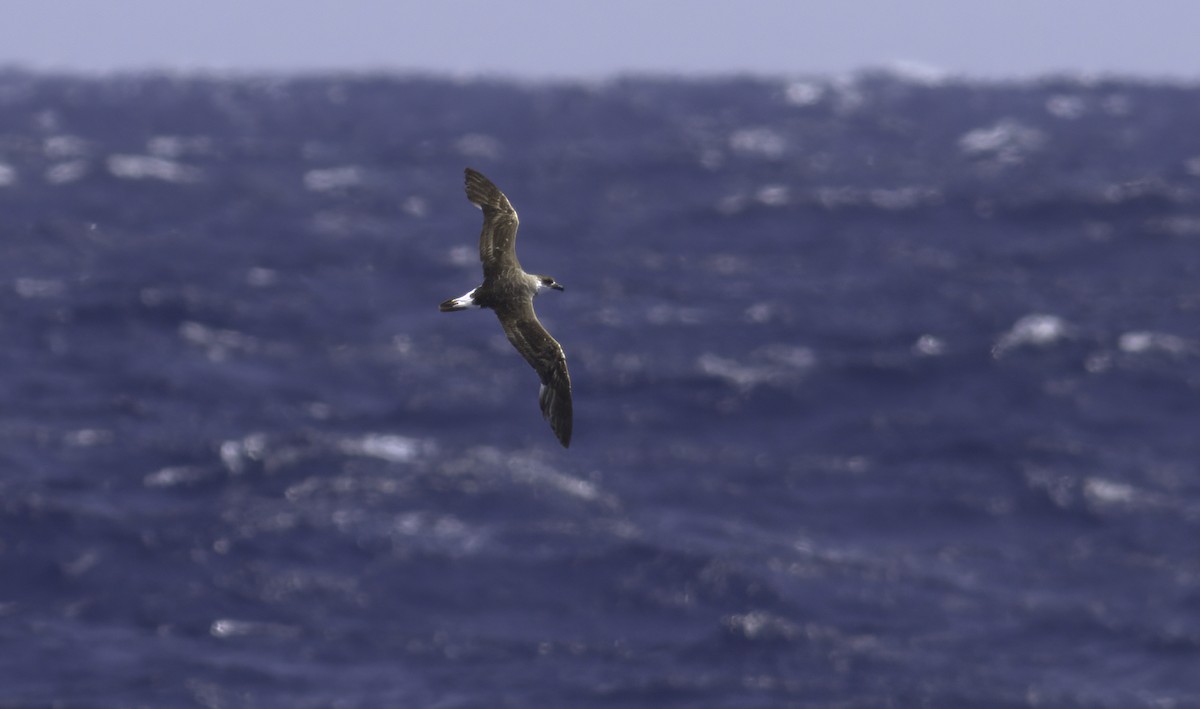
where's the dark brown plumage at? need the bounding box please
[440,168,573,448]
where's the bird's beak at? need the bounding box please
[551,283,565,291]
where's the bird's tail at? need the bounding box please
[440,289,479,312]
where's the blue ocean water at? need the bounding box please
[1,70,1199,707]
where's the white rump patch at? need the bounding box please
[449,289,480,309]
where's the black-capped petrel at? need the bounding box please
[440,168,573,448]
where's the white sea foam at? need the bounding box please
[869,186,943,210]
[723,611,800,641]
[45,160,88,184]
[506,455,605,503]
[0,163,16,187]
[338,434,426,463]
[958,119,1045,165]
[216,433,272,476]
[1118,331,1195,356]
[143,466,212,488]
[698,345,815,392]
[992,314,1070,357]
[14,277,66,298]
[1045,94,1087,120]
[178,320,258,360]
[912,334,946,357]
[815,185,942,211]
[1083,478,1137,506]
[107,154,202,183]
[729,127,787,159]
[454,133,503,159]
[448,244,475,266]
[1147,216,1200,237]
[303,166,362,192]
[743,302,778,324]
[147,135,213,158]
[783,81,825,107]
[829,75,866,114]
[44,135,89,159]
[210,619,299,639]
[755,184,789,206]
[64,429,112,447]
[401,195,429,217]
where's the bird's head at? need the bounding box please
[537,275,565,293]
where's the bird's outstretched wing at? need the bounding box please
[465,168,520,276]
[494,299,573,448]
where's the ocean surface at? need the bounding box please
[1,69,1199,708]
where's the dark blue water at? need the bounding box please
[2,70,1200,707]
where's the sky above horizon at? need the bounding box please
[2,1,1198,80]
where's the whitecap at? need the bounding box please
[1083,478,1137,506]
[447,244,475,266]
[60,550,100,578]
[723,611,799,641]
[783,81,824,107]
[389,511,486,555]
[14,277,65,298]
[912,334,946,356]
[869,186,942,210]
[506,454,605,503]
[992,314,1070,357]
[147,135,213,158]
[755,184,789,206]
[1045,94,1086,120]
[698,346,815,392]
[815,185,940,211]
[178,320,258,360]
[143,466,212,488]
[1147,216,1200,237]
[45,160,88,184]
[210,619,299,639]
[1118,331,1195,356]
[0,163,16,187]
[64,429,112,447]
[958,119,1045,165]
[303,166,362,192]
[401,195,429,217]
[454,133,503,159]
[698,353,764,389]
[44,135,89,159]
[338,433,427,463]
[816,186,859,209]
[219,433,267,475]
[107,154,202,183]
[829,75,866,114]
[743,302,777,324]
[728,127,787,159]
[759,345,817,370]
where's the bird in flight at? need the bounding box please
[440,168,573,448]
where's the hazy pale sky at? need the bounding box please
[2,0,1198,79]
